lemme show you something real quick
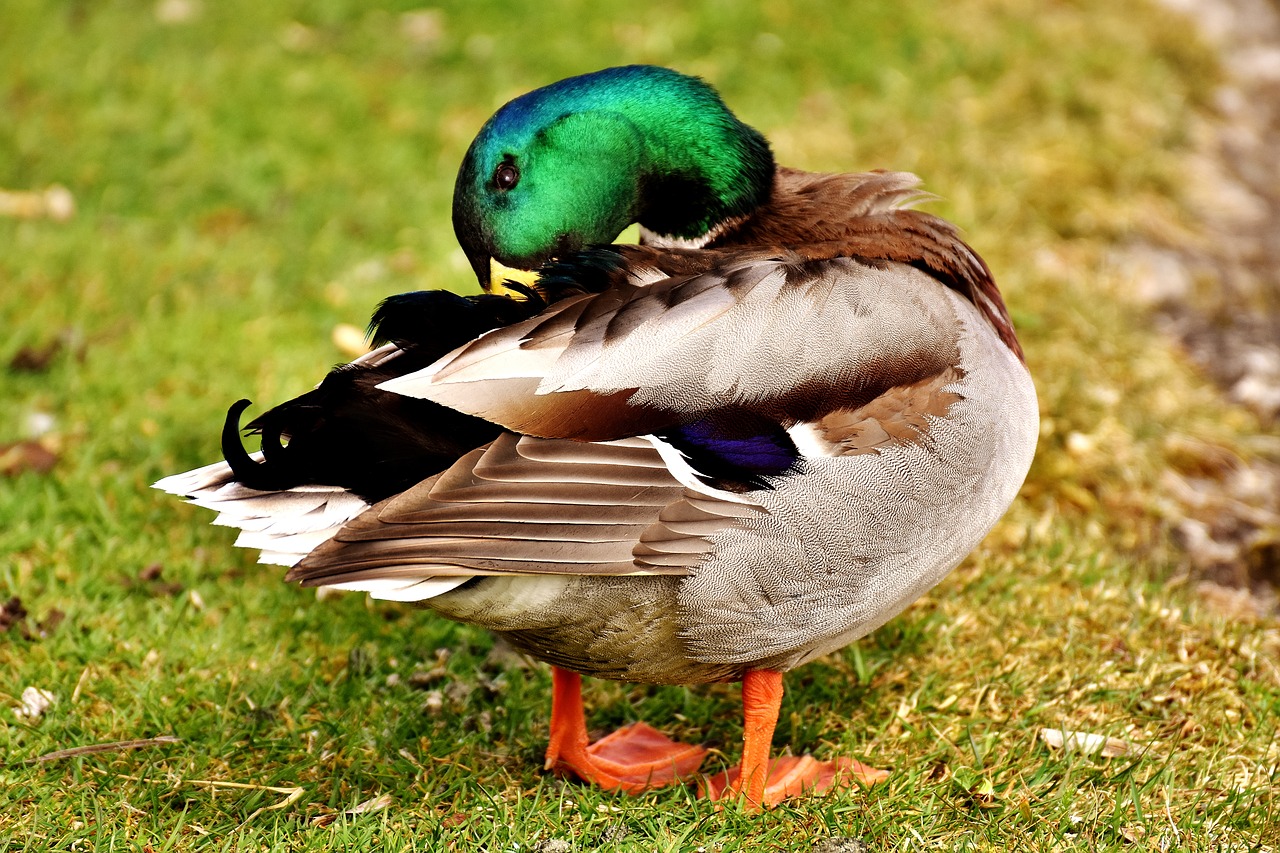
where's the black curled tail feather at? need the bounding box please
[219,267,624,503]
[219,289,562,503]
[222,399,290,491]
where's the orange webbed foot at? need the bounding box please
[698,670,890,808]
[701,755,890,806]
[545,668,707,792]
[548,719,708,791]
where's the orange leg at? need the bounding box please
[544,667,707,792]
[702,670,891,808]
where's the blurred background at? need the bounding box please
[2,0,1277,847]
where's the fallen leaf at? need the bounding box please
[120,563,184,597]
[0,439,59,476]
[0,597,62,642]
[1039,727,1135,758]
[9,341,62,373]
[1120,825,1147,844]
[0,597,28,633]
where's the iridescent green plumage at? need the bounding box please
[452,65,774,286]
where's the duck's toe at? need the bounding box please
[548,721,707,792]
[700,755,889,806]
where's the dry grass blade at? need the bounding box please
[86,767,306,822]
[27,735,182,764]
[310,793,394,826]
[186,780,308,826]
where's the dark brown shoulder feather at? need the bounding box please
[711,168,1023,361]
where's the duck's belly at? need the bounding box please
[430,574,739,684]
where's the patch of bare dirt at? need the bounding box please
[1134,0,1280,606]
[1142,0,1280,422]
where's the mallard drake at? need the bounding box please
[156,65,1038,807]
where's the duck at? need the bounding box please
[156,65,1039,807]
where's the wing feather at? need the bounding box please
[287,433,762,597]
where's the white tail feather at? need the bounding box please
[154,459,367,572]
[156,460,473,600]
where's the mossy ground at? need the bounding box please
[2,1,1276,850]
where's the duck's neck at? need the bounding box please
[628,104,775,241]
[559,67,777,241]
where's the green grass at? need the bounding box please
[2,0,1276,850]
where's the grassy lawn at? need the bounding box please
[3,0,1277,850]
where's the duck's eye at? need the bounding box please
[493,162,520,191]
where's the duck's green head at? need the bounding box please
[452,65,774,292]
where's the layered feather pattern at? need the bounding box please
[158,165,1037,682]
[288,432,763,593]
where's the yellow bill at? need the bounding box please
[487,258,542,299]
